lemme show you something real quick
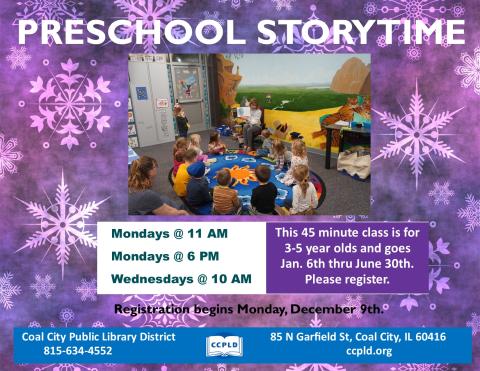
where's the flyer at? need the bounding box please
[1,0,478,370]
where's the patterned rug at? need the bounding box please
[169,150,326,215]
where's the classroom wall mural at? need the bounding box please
[216,54,371,151]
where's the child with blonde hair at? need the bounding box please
[290,164,318,215]
[188,133,208,162]
[174,103,189,138]
[272,139,292,172]
[256,129,273,157]
[281,139,308,186]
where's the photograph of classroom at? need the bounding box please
[127,54,371,216]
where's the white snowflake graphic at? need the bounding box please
[0,132,23,179]
[16,171,109,278]
[14,0,84,23]
[287,364,346,371]
[0,272,21,310]
[467,312,480,336]
[310,312,322,328]
[390,365,451,371]
[363,1,378,16]
[428,180,455,205]
[113,0,187,53]
[286,313,345,371]
[204,365,240,371]
[14,0,84,46]
[219,0,253,10]
[376,35,387,48]
[373,80,464,189]
[428,238,451,295]
[387,237,457,312]
[75,278,97,302]
[202,11,225,35]
[59,307,76,325]
[342,294,363,319]
[21,58,119,150]
[271,4,353,53]
[363,0,465,22]
[6,46,31,70]
[454,46,480,96]
[406,45,422,62]
[24,361,106,370]
[30,274,56,299]
[363,0,465,61]
[272,4,356,54]
[27,308,115,370]
[457,194,480,232]
[272,0,295,11]
[119,294,209,327]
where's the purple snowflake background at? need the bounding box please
[1,0,480,370]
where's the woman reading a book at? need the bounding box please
[241,98,263,152]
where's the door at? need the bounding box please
[128,56,175,147]
[172,65,205,133]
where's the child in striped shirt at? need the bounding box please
[212,169,240,215]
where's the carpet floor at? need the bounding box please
[134,130,370,215]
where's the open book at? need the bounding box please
[236,107,251,117]
[206,336,243,357]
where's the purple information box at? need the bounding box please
[266,222,429,294]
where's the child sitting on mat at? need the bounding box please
[255,129,273,158]
[172,137,188,177]
[250,165,277,215]
[186,161,212,215]
[281,139,308,186]
[272,139,292,172]
[173,136,188,155]
[212,169,241,215]
[172,148,185,178]
[208,132,227,155]
[290,164,318,215]
[173,149,197,197]
[189,134,208,162]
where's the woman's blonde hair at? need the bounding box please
[128,156,158,191]
[292,164,309,197]
[190,133,201,147]
[292,139,307,158]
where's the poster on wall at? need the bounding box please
[128,136,139,148]
[158,110,171,138]
[136,86,148,100]
[174,66,200,101]
[128,124,137,136]
[156,98,169,109]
